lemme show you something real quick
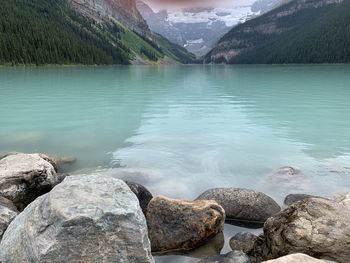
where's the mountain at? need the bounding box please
[137,0,287,56]
[137,1,256,56]
[205,0,350,64]
[0,0,195,65]
[251,0,290,13]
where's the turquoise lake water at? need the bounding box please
[1,65,350,261]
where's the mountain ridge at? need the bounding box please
[0,0,195,65]
[204,0,349,64]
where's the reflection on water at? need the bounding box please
[1,65,350,262]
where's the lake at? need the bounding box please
[1,65,350,262]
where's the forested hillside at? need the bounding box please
[0,0,194,65]
[205,0,350,64]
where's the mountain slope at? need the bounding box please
[205,0,350,64]
[0,0,195,65]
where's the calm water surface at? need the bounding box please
[1,65,350,262]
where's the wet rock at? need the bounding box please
[229,232,260,254]
[262,197,350,262]
[125,181,153,213]
[0,197,18,241]
[0,174,154,263]
[198,251,250,263]
[196,188,280,226]
[146,196,225,253]
[0,153,66,210]
[283,194,321,206]
[262,253,329,263]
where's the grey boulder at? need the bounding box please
[0,174,154,263]
[0,197,18,241]
[0,153,65,210]
[198,251,250,263]
[196,188,280,225]
[229,232,261,254]
[262,253,329,262]
[262,197,350,263]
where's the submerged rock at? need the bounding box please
[262,197,350,263]
[283,194,321,206]
[229,232,261,255]
[196,188,280,226]
[0,153,65,210]
[198,251,250,263]
[146,196,225,253]
[262,253,329,263]
[0,174,154,263]
[125,181,153,214]
[0,197,18,241]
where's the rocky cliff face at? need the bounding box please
[205,0,344,63]
[69,0,150,36]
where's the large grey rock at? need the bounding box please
[0,197,18,241]
[262,197,350,263]
[196,188,280,225]
[125,181,153,214]
[0,153,65,210]
[0,174,154,263]
[146,196,225,253]
[262,253,329,263]
[198,251,250,263]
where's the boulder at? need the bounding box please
[0,197,18,241]
[229,232,261,254]
[0,174,154,263]
[262,197,350,263]
[198,251,250,263]
[146,196,225,253]
[196,188,280,226]
[125,181,153,214]
[283,194,320,206]
[0,153,65,210]
[262,253,329,263]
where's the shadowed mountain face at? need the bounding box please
[69,0,150,36]
[205,0,349,64]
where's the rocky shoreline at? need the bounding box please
[0,152,348,262]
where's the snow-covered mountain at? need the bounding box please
[137,0,284,55]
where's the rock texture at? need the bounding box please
[262,197,350,262]
[198,251,251,263]
[0,174,154,263]
[146,196,225,253]
[0,197,18,241]
[230,232,260,254]
[196,188,280,225]
[69,0,150,36]
[125,181,153,214]
[283,194,320,206]
[0,153,65,210]
[262,253,328,263]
